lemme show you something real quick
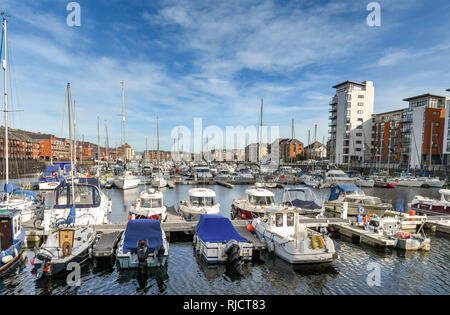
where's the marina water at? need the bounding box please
[0,180,449,295]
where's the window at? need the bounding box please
[276,214,283,227]
[356,148,362,152]
[356,140,362,144]
[356,133,363,137]
[357,102,364,106]
[357,110,364,114]
[358,95,364,99]
[357,118,363,122]
[433,122,440,127]
[432,111,440,116]
[357,125,363,129]
[286,213,294,227]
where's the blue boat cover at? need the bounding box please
[3,183,37,201]
[328,184,360,201]
[196,214,247,243]
[46,165,60,173]
[123,219,163,254]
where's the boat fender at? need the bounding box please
[311,236,324,249]
[14,248,18,258]
[62,241,72,257]
[1,255,13,264]
[246,223,255,233]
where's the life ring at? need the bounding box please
[311,236,324,249]
[62,241,72,257]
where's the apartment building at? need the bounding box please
[402,94,448,168]
[305,141,327,159]
[329,80,374,165]
[372,109,404,164]
[441,89,450,164]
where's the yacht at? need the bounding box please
[410,189,450,215]
[1,183,44,223]
[324,170,356,186]
[42,178,111,232]
[324,184,393,217]
[194,166,213,182]
[252,208,338,264]
[178,188,220,221]
[151,173,167,188]
[391,175,424,187]
[419,177,446,188]
[129,188,167,221]
[231,188,281,219]
[114,170,140,190]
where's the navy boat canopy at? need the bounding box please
[3,183,37,201]
[46,165,60,173]
[123,219,163,254]
[328,184,360,201]
[196,214,247,243]
[290,200,320,210]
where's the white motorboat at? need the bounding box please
[116,219,168,269]
[355,177,374,188]
[151,174,167,188]
[391,176,424,187]
[252,208,338,264]
[1,183,44,223]
[194,214,253,265]
[114,171,140,190]
[231,187,282,220]
[42,178,111,232]
[419,177,446,188]
[194,166,213,182]
[324,170,356,186]
[179,188,220,221]
[410,189,450,215]
[129,188,167,221]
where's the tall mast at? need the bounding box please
[258,98,263,164]
[121,80,125,163]
[2,17,8,201]
[67,83,75,202]
[73,100,77,165]
[145,136,148,162]
[104,120,109,162]
[156,116,160,171]
[97,116,100,168]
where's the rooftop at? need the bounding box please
[403,93,447,102]
[332,80,367,89]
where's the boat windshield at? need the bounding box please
[362,197,382,205]
[248,195,274,206]
[141,198,162,208]
[190,196,215,206]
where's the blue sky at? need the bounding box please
[1,0,450,152]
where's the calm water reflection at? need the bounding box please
[0,181,449,295]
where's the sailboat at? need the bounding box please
[114,81,140,190]
[0,16,43,223]
[151,116,167,188]
[0,17,26,274]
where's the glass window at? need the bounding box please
[57,186,68,205]
[276,213,283,227]
[73,185,93,205]
[286,213,294,226]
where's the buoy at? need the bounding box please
[30,257,35,266]
[281,175,285,179]
[1,255,13,264]
[247,223,255,233]
[241,213,247,219]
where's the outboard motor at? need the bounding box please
[35,253,52,279]
[157,246,165,267]
[136,240,149,268]
[225,240,242,270]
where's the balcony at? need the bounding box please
[329,114,337,120]
[329,105,337,112]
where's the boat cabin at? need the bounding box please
[282,188,321,209]
[439,189,450,202]
[188,188,217,206]
[54,178,102,209]
[328,184,363,202]
[0,209,22,252]
[245,188,275,206]
[139,189,164,208]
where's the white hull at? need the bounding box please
[395,180,424,187]
[151,178,167,188]
[114,178,140,190]
[39,182,60,190]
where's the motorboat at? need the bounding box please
[281,187,323,217]
[116,219,168,269]
[114,171,140,190]
[32,222,97,278]
[193,166,213,182]
[151,173,167,188]
[231,188,281,220]
[419,177,446,188]
[214,170,234,182]
[355,176,374,188]
[252,208,338,264]
[324,170,356,186]
[0,183,44,223]
[129,188,167,221]
[178,188,220,221]
[194,214,253,265]
[391,175,424,187]
[410,189,450,215]
[41,178,111,232]
[372,176,397,188]
[0,209,25,274]
[303,175,325,189]
[324,184,393,217]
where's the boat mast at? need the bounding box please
[67,83,75,203]
[121,80,125,164]
[2,17,8,202]
[97,116,100,170]
[104,120,109,168]
[258,98,263,164]
[156,116,160,173]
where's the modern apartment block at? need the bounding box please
[371,109,404,165]
[402,94,448,168]
[442,89,450,164]
[328,80,374,165]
